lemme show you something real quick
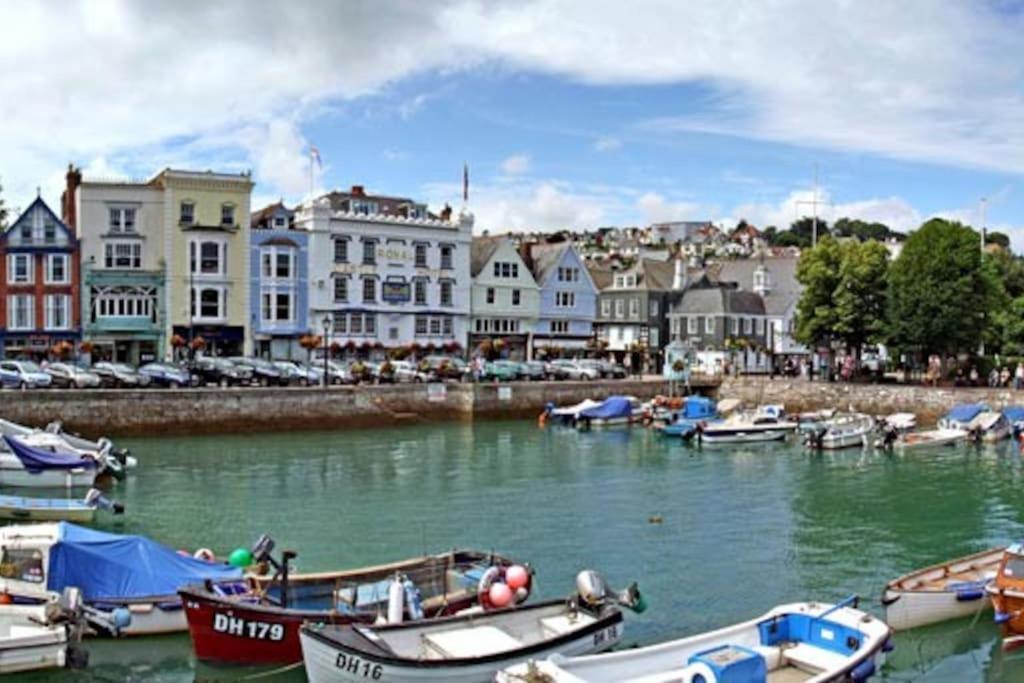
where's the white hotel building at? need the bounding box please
[294,187,473,350]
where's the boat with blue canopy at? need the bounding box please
[0,436,100,489]
[1003,406,1024,437]
[576,396,639,429]
[0,522,241,636]
[661,396,719,439]
[938,404,987,431]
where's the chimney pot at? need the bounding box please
[350,185,365,197]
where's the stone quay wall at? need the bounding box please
[0,378,683,437]
[716,376,1024,425]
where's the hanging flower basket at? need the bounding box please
[190,336,207,351]
[78,340,95,355]
[359,341,372,351]
[170,335,186,349]
[345,340,358,351]
[372,341,384,350]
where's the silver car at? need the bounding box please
[45,363,102,389]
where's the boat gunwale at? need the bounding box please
[884,547,1005,594]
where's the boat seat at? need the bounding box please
[779,642,847,673]
[422,624,522,659]
[540,614,583,639]
[752,645,783,670]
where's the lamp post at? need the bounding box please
[322,315,331,387]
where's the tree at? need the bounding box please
[986,231,1011,250]
[886,218,1004,359]
[831,240,890,355]
[789,217,830,247]
[832,217,896,242]
[794,237,845,352]
[774,231,802,248]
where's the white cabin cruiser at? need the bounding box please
[804,413,874,450]
[697,406,797,444]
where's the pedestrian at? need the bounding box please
[1002,366,1012,388]
[990,367,1001,388]
[969,366,979,386]
[1015,362,1024,390]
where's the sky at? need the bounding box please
[2,1,1024,247]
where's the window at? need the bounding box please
[756,318,765,335]
[362,240,376,265]
[629,298,639,317]
[7,295,34,330]
[415,244,428,268]
[260,290,293,323]
[104,242,141,269]
[350,315,363,334]
[556,291,575,308]
[45,254,69,284]
[429,318,441,335]
[44,295,70,330]
[260,247,293,280]
[19,224,31,242]
[334,238,349,263]
[93,286,155,321]
[362,277,376,303]
[273,216,287,228]
[705,316,714,334]
[180,202,194,226]
[687,316,698,334]
[512,289,521,306]
[551,320,570,334]
[221,204,235,226]
[109,207,136,233]
[614,299,623,317]
[493,261,519,278]
[275,292,291,322]
[351,200,378,216]
[191,287,224,320]
[557,267,580,282]
[0,548,44,584]
[440,245,453,270]
[414,279,427,305]
[486,288,495,304]
[415,316,427,335]
[334,277,348,302]
[731,317,739,334]
[190,240,225,275]
[275,251,292,278]
[44,223,57,244]
[7,254,32,284]
[743,317,752,334]
[601,300,610,317]
[440,281,453,307]
[650,300,659,316]
[365,314,376,334]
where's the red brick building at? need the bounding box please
[0,196,81,358]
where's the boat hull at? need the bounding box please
[700,428,789,444]
[0,463,96,489]
[0,497,95,523]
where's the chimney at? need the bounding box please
[350,185,366,197]
[440,204,452,221]
[62,163,82,233]
[672,257,687,290]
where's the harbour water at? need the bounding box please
[24,420,1024,681]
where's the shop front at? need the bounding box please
[173,325,245,358]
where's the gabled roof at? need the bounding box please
[675,286,766,316]
[4,196,77,244]
[251,202,293,229]
[716,256,800,315]
[586,264,615,290]
[470,236,506,277]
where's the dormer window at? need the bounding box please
[180,202,195,226]
[221,204,235,227]
[351,200,378,216]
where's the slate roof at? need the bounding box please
[470,236,506,277]
[524,242,570,286]
[716,256,800,316]
[675,287,766,316]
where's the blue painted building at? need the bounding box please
[250,203,309,359]
[523,242,598,355]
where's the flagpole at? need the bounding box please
[309,149,314,201]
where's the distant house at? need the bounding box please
[522,243,598,355]
[592,258,682,363]
[250,203,308,358]
[469,237,539,359]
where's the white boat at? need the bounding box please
[0,595,89,674]
[698,406,797,444]
[796,408,837,434]
[882,413,917,432]
[967,411,1011,443]
[500,598,892,683]
[545,399,603,425]
[895,428,968,451]
[805,413,874,450]
[882,547,1002,631]
[575,396,642,429]
[0,418,137,474]
[300,570,642,683]
[0,435,100,489]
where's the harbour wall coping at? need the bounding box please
[716,376,1024,425]
[0,379,677,437]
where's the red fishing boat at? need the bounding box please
[179,537,531,666]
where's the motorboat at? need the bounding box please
[988,543,1024,649]
[300,570,642,683]
[180,543,532,666]
[0,589,93,674]
[804,413,874,450]
[894,428,968,451]
[575,396,641,429]
[938,403,987,431]
[882,547,1002,630]
[0,418,136,474]
[543,399,603,426]
[1003,406,1024,437]
[0,522,241,636]
[0,435,101,488]
[796,408,837,434]
[499,596,892,683]
[696,406,797,444]
[966,411,1011,443]
[0,488,123,523]
[660,396,718,439]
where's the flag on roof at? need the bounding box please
[310,145,322,168]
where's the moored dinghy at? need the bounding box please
[660,396,718,439]
[882,547,1003,631]
[804,413,874,450]
[697,405,797,444]
[500,596,891,683]
[894,428,968,451]
[0,488,124,523]
[0,436,101,488]
[300,570,643,683]
[987,543,1024,649]
[938,403,987,431]
[575,396,639,429]
[967,411,1011,443]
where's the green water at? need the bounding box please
[23,421,1024,681]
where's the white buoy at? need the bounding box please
[387,576,405,624]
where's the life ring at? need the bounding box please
[478,565,531,609]
[193,548,215,562]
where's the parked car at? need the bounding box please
[390,360,432,383]
[189,357,253,387]
[230,357,288,386]
[543,360,572,381]
[322,360,355,385]
[547,359,599,381]
[45,363,102,389]
[273,360,320,386]
[579,359,627,379]
[517,361,547,381]
[0,360,52,389]
[92,362,152,388]
[422,355,470,382]
[481,361,520,382]
[138,362,194,388]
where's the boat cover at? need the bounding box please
[945,404,986,423]
[683,397,717,419]
[1004,406,1024,424]
[579,396,633,419]
[47,523,242,600]
[2,436,98,472]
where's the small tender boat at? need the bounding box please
[882,547,1002,630]
[661,396,718,439]
[988,542,1024,649]
[967,411,1011,443]
[544,399,603,426]
[804,413,874,450]
[500,596,891,683]
[300,570,642,683]
[0,435,100,488]
[938,403,987,431]
[796,408,837,434]
[0,418,136,475]
[576,396,640,429]
[181,543,532,665]
[895,428,968,451]
[0,488,123,523]
[0,522,241,636]
[1003,406,1024,437]
[0,589,92,674]
[697,406,797,444]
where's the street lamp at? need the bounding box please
[322,315,331,387]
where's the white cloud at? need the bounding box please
[636,192,701,224]
[593,136,622,152]
[725,187,923,233]
[499,154,531,176]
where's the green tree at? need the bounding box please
[794,237,845,352]
[886,218,1004,359]
[789,217,830,247]
[988,249,1024,299]
[832,217,897,242]
[774,231,802,248]
[996,296,1024,356]
[832,241,890,355]
[986,231,1011,249]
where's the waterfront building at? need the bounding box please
[592,258,678,357]
[295,186,472,353]
[522,242,597,355]
[250,203,308,359]
[0,195,80,358]
[469,236,539,359]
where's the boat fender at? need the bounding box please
[996,611,1012,624]
[850,659,876,682]
[403,578,424,620]
[193,548,215,562]
[879,593,900,607]
[680,661,717,683]
[955,588,985,602]
[111,607,132,631]
[478,566,503,610]
[387,575,405,624]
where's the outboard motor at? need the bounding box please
[804,427,826,450]
[575,570,645,614]
[84,488,125,515]
[876,423,899,450]
[249,534,297,608]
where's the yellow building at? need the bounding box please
[151,169,254,356]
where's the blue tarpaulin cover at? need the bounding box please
[946,404,986,423]
[1004,406,1024,423]
[684,397,717,419]
[2,436,98,472]
[579,396,633,419]
[47,523,242,600]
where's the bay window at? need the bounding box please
[190,240,227,276]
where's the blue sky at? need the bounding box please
[1,1,1022,245]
